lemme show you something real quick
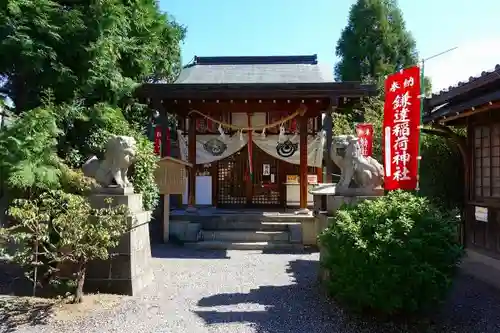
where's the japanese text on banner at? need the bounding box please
[382,66,421,190]
[355,123,374,157]
[154,125,162,155]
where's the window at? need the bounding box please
[474,124,500,198]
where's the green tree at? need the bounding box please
[2,191,129,303]
[0,0,185,122]
[335,0,418,84]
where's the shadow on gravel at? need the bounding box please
[0,260,57,332]
[151,244,230,259]
[194,259,500,333]
[0,297,54,333]
[261,246,318,255]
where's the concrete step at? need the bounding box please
[170,211,314,225]
[184,241,303,251]
[181,219,301,231]
[201,230,289,242]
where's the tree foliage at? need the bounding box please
[335,0,418,84]
[0,0,185,120]
[1,191,129,303]
[0,106,62,196]
[0,0,181,303]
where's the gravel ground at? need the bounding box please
[3,245,500,333]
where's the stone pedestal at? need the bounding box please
[84,187,153,295]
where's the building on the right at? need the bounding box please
[423,64,500,288]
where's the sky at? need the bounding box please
[160,0,500,93]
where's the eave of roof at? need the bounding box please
[426,64,500,109]
[136,82,378,100]
[423,89,500,124]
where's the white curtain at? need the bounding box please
[252,134,325,167]
[177,130,248,164]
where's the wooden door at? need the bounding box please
[250,145,281,206]
[216,149,248,207]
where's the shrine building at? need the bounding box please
[423,64,500,289]
[136,55,376,212]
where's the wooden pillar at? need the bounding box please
[316,166,323,183]
[246,113,253,205]
[324,105,335,183]
[153,99,168,240]
[299,113,308,211]
[315,114,323,183]
[187,115,197,210]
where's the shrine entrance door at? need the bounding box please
[216,146,282,208]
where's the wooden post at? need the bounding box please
[299,113,308,211]
[324,105,335,183]
[155,99,169,239]
[315,114,323,183]
[162,195,170,242]
[316,167,323,183]
[187,115,197,211]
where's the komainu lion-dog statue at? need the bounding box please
[82,135,137,188]
[330,135,384,192]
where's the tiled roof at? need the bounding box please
[423,64,500,123]
[431,64,500,97]
[174,55,334,84]
[426,64,500,107]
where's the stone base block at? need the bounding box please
[326,195,381,215]
[84,192,153,296]
[169,221,201,242]
[89,193,143,213]
[92,186,135,195]
[288,224,303,244]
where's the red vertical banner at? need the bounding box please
[153,125,162,156]
[355,123,374,157]
[165,127,171,156]
[383,66,421,191]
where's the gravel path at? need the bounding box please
[4,245,500,333]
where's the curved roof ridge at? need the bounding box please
[193,55,318,66]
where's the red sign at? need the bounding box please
[382,66,421,191]
[153,125,162,155]
[355,123,373,157]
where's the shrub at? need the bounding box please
[318,190,464,315]
[62,104,159,211]
[1,190,129,303]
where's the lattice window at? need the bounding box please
[474,124,500,198]
[217,153,246,205]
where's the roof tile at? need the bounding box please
[174,55,334,84]
[430,64,500,98]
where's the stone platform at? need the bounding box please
[84,187,153,295]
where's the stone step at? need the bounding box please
[184,240,303,251]
[170,211,313,225]
[173,219,300,231]
[201,230,289,242]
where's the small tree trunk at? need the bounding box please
[72,261,86,304]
